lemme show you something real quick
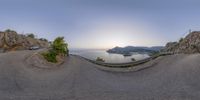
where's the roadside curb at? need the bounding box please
[72,52,172,72]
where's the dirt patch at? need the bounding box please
[25,53,64,69]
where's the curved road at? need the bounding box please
[0,50,200,100]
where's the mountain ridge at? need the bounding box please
[107,46,164,55]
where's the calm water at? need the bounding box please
[70,49,150,63]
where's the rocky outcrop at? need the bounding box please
[163,31,200,54]
[163,42,179,53]
[0,30,49,52]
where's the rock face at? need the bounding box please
[0,30,49,52]
[163,31,200,54]
[163,42,179,53]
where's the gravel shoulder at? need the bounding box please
[0,50,200,100]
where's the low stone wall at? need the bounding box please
[94,57,163,72]
[74,52,172,68]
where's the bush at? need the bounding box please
[27,33,35,38]
[42,36,68,63]
[51,37,68,56]
[5,29,16,33]
[39,38,48,42]
[96,57,105,62]
[42,51,57,63]
[131,58,136,61]
[179,38,184,43]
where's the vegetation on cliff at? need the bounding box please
[163,31,200,54]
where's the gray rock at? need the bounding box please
[0,30,49,52]
[163,31,200,54]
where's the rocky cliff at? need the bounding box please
[163,31,200,54]
[0,30,49,52]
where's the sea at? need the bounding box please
[70,49,150,63]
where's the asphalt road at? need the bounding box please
[0,50,200,100]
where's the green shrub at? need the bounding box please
[27,33,35,38]
[51,37,68,56]
[5,29,16,33]
[39,38,48,42]
[42,36,68,63]
[42,51,57,63]
[96,57,105,62]
[131,58,136,61]
[179,38,184,43]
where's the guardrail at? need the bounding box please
[72,52,173,68]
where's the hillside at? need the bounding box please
[0,29,49,52]
[163,31,200,54]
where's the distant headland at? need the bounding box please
[107,46,164,56]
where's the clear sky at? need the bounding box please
[0,0,200,49]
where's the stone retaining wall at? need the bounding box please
[72,52,172,72]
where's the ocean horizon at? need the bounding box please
[69,49,149,63]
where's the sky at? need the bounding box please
[0,0,200,49]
